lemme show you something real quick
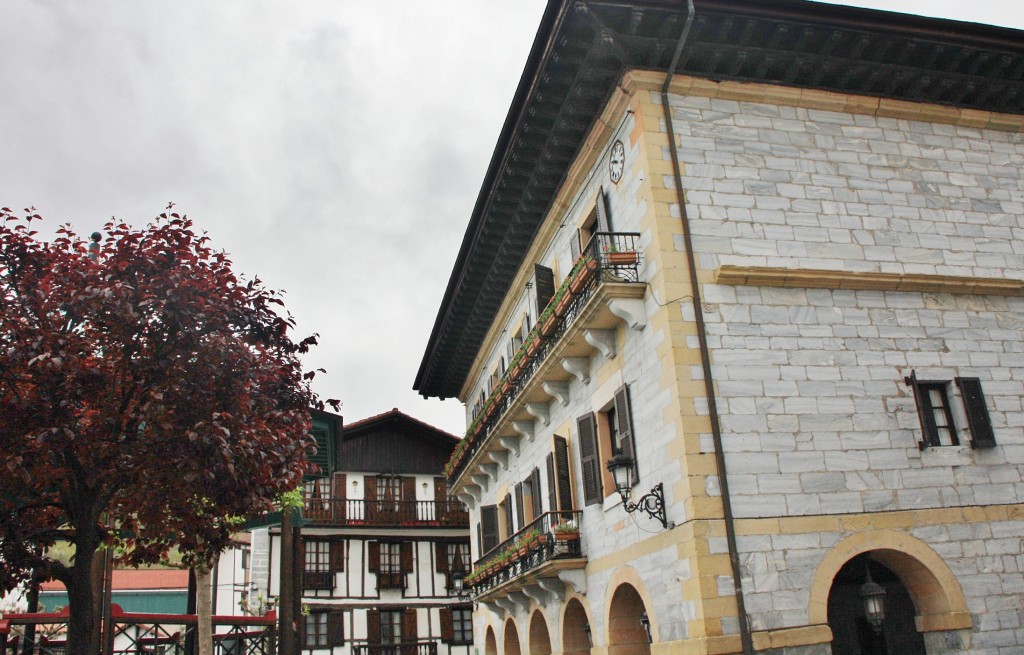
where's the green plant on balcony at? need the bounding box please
[552,519,580,540]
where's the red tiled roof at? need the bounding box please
[40,568,189,592]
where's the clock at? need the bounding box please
[608,140,625,184]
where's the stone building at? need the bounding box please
[414,1,1024,654]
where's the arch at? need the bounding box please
[529,609,553,655]
[809,530,972,632]
[607,583,651,655]
[484,625,497,655]
[604,565,659,644]
[503,617,522,655]
[562,597,592,655]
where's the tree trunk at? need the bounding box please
[64,538,98,655]
[278,509,296,655]
[196,558,217,655]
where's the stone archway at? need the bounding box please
[562,598,591,655]
[484,626,497,655]
[607,583,651,655]
[529,610,553,655]
[828,555,927,655]
[503,617,522,655]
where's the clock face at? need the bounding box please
[609,140,625,184]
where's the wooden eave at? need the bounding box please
[414,0,1024,400]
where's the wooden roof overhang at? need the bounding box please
[414,0,1024,400]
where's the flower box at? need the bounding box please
[607,250,638,266]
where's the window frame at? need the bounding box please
[304,611,329,648]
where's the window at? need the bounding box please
[905,372,998,449]
[369,541,411,590]
[302,540,341,590]
[305,612,328,648]
[305,540,331,572]
[380,542,401,573]
[577,384,637,505]
[380,610,403,645]
[304,477,331,512]
[441,606,474,644]
[240,547,250,572]
[446,542,470,572]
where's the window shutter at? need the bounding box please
[577,413,602,505]
[535,264,556,316]
[905,371,938,449]
[477,521,483,555]
[501,494,513,538]
[333,473,347,521]
[330,540,345,573]
[368,541,380,573]
[956,377,997,448]
[439,607,454,643]
[403,608,418,642]
[480,505,498,554]
[365,476,378,500]
[614,384,639,483]
[400,541,413,573]
[546,452,557,514]
[514,483,525,531]
[595,186,613,232]
[402,477,417,522]
[366,609,381,644]
[529,468,543,518]
[554,435,574,511]
[328,610,344,646]
[435,542,448,574]
[570,229,581,262]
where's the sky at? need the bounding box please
[1,1,1022,437]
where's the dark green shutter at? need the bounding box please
[535,264,555,316]
[577,413,602,505]
[480,505,498,554]
[554,435,574,511]
[614,384,639,483]
[956,377,997,448]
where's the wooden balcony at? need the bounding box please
[302,571,334,590]
[303,499,468,528]
[352,643,437,655]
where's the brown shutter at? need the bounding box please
[956,377,997,448]
[529,468,543,518]
[554,435,574,512]
[905,371,937,449]
[402,608,418,642]
[535,264,555,316]
[514,483,525,531]
[330,540,345,573]
[366,609,381,644]
[400,541,413,573]
[480,505,498,554]
[328,610,344,646]
[501,495,513,539]
[435,542,448,574]
[368,541,380,573]
[614,384,639,483]
[402,476,416,501]
[439,607,454,643]
[570,229,581,262]
[434,477,448,523]
[597,186,613,232]
[477,521,483,554]
[577,413,602,505]
[546,453,557,514]
[365,476,378,499]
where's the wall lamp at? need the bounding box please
[640,611,652,643]
[450,571,473,601]
[860,565,886,633]
[583,621,592,647]
[606,455,669,529]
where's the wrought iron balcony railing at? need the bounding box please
[352,642,438,655]
[465,511,584,597]
[303,498,468,527]
[445,232,643,484]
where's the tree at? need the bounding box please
[0,206,334,655]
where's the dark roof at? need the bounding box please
[415,0,1024,399]
[344,408,460,443]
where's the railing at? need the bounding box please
[0,605,276,655]
[304,499,468,527]
[352,642,438,655]
[467,511,584,596]
[447,232,642,484]
[376,572,406,590]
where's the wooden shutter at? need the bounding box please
[577,413,602,505]
[956,377,997,448]
[905,371,938,448]
[328,610,344,646]
[366,609,381,644]
[434,477,448,523]
[365,476,378,500]
[535,264,556,316]
[401,476,416,522]
[439,607,454,643]
[546,453,557,514]
[514,483,525,531]
[614,384,640,483]
[554,435,574,511]
[367,541,380,573]
[480,505,498,554]
[402,608,418,642]
[435,542,448,574]
[595,186,612,232]
[476,521,483,555]
[570,229,581,262]
[400,541,413,573]
[402,476,416,502]
[529,468,543,518]
[501,494,513,538]
[330,540,345,573]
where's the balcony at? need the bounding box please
[446,232,646,497]
[465,511,586,610]
[303,499,468,528]
[302,571,334,590]
[352,643,437,655]
[376,572,407,590]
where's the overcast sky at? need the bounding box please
[2,1,1021,437]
